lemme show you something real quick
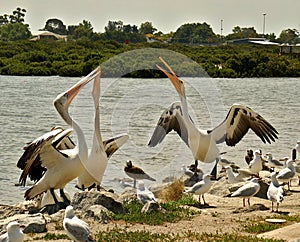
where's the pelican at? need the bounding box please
[17,68,101,210]
[148,57,278,177]
[76,68,129,191]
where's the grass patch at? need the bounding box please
[244,222,281,234]
[95,227,283,242]
[33,233,69,240]
[111,196,199,225]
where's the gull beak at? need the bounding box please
[157,57,183,96]
[65,67,101,109]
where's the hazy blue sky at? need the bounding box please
[1,0,299,36]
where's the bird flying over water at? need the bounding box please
[148,57,278,178]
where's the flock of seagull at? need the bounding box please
[2,57,299,241]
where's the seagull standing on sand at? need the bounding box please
[224,166,248,183]
[148,57,278,179]
[124,160,156,188]
[248,150,264,176]
[231,178,261,207]
[136,181,157,204]
[184,174,214,205]
[267,172,284,212]
[63,206,94,242]
[265,153,284,171]
[276,156,295,190]
[0,221,24,242]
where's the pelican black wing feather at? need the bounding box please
[148,102,189,147]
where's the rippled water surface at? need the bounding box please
[0,76,299,204]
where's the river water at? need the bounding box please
[0,76,299,205]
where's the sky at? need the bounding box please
[1,0,300,37]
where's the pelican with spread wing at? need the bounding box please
[148,57,278,177]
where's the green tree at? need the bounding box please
[226,26,259,40]
[278,29,300,44]
[9,7,26,23]
[172,22,217,44]
[0,22,31,40]
[69,20,94,40]
[42,18,67,35]
[139,22,157,35]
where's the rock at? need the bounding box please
[118,187,137,204]
[72,191,124,214]
[141,201,160,213]
[0,213,46,234]
[86,205,111,223]
[21,213,47,233]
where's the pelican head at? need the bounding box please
[54,67,100,114]
[157,57,185,97]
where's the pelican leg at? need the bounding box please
[59,189,70,205]
[190,160,200,182]
[247,198,251,206]
[50,188,59,204]
[243,198,246,207]
[133,179,136,188]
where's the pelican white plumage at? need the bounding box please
[184,174,214,205]
[76,68,129,191]
[17,68,100,209]
[231,178,261,207]
[148,57,278,177]
[63,205,94,242]
[0,221,24,242]
[267,172,284,212]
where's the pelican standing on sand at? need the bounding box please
[17,68,100,211]
[148,57,279,178]
[76,68,129,191]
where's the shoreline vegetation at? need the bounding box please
[1,40,300,78]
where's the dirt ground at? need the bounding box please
[23,176,300,241]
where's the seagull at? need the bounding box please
[245,149,254,165]
[124,160,156,188]
[17,68,100,211]
[184,174,214,205]
[267,172,284,212]
[63,205,94,242]
[148,57,278,178]
[76,68,129,191]
[248,150,264,176]
[231,178,261,207]
[276,156,295,190]
[136,181,157,204]
[0,221,24,242]
[296,141,300,154]
[265,152,284,171]
[224,166,249,183]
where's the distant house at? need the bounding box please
[279,44,300,58]
[227,38,279,46]
[30,31,67,41]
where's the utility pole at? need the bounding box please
[220,19,223,42]
[262,13,266,38]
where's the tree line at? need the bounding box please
[1,7,300,44]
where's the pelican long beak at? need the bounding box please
[157,57,183,96]
[65,67,101,108]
